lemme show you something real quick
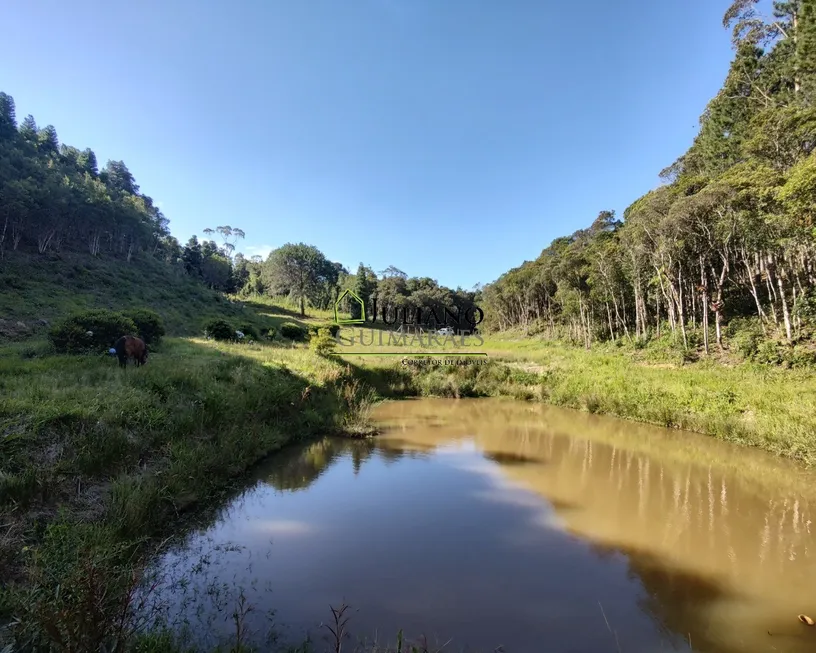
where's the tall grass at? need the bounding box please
[2,316,815,650]
[0,337,380,651]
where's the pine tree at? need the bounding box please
[796,0,816,102]
[0,92,16,140]
[19,114,37,143]
[102,160,139,194]
[352,263,377,320]
[77,148,98,176]
[37,125,59,154]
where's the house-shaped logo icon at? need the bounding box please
[334,289,366,324]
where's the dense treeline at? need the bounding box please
[333,262,481,327]
[0,93,478,323]
[0,99,216,300]
[236,243,480,326]
[0,96,172,262]
[0,95,253,293]
[482,0,816,352]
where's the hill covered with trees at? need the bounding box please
[0,92,478,336]
[480,0,816,360]
[4,0,816,362]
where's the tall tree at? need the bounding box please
[37,126,59,155]
[182,236,203,276]
[77,148,98,176]
[19,115,37,143]
[101,160,139,195]
[352,263,377,320]
[265,243,333,316]
[797,0,816,100]
[0,92,16,140]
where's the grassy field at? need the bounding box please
[0,333,380,651]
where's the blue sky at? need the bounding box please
[5,0,735,290]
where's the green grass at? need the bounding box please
[3,251,816,650]
[1,334,814,650]
[0,252,337,341]
[0,336,378,651]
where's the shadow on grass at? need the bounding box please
[241,300,314,323]
[0,337,379,651]
[338,360,417,399]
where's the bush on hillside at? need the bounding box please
[308,323,341,338]
[203,318,234,342]
[49,310,138,354]
[310,328,337,357]
[122,308,165,345]
[238,324,260,341]
[313,323,340,338]
[726,317,764,360]
[754,339,784,365]
[265,327,277,341]
[280,322,307,341]
[794,288,816,332]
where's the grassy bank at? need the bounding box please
[334,331,816,466]
[0,336,377,651]
[0,253,269,339]
[3,319,816,651]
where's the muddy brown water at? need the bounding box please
[145,398,816,652]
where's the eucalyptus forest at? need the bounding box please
[3,0,816,361]
[481,0,816,354]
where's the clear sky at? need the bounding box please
[5,0,736,290]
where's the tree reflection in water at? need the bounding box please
[263,437,422,493]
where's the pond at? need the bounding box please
[145,398,816,653]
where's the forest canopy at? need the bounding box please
[480,0,816,351]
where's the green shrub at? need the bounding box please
[265,327,277,341]
[280,322,307,341]
[238,324,260,341]
[122,308,165,345]
[202,318,234,342]
[794,288,816,331]
[310,328,337,357]
[49,310,138,354]
[787,345,816,368]
[308,323,340,338]
[754,339,783,365]
[726,317,763,360]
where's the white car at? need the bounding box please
[436,327,455,336]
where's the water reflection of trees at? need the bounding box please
[370,398,816,653]
[510,436,815,653]
[262,437,421,493]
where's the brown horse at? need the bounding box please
[114,335,148,368]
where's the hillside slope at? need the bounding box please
[0,251,281,340]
